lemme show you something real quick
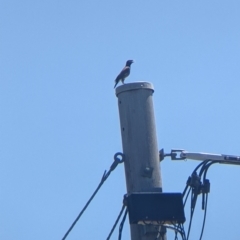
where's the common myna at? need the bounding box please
[114,60,134,88]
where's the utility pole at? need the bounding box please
[116,82,165,240]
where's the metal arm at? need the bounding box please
[160,148,240,165]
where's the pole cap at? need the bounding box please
[115,82,154,96]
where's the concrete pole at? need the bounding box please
[116,82,164,240]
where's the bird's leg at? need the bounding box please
[121,79,125,84]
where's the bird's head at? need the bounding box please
[126,60,134,66]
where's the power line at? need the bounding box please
[199,193,208,240]
[183,160,218,240]
[106,205,126,240]
[118,208,128,240]
[61,153,124,240]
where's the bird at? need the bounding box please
[114,60,134,88]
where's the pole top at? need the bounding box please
[115,82,154,96]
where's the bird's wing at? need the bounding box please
[115,66,130,82]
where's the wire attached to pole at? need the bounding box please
[61,153,125,240]
[106,205,126,240]
[118,208,128,240]
[183,159,218,240]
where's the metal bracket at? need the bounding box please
[159,148,186,161]
[171,149,186,160]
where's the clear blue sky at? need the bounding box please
[1,1,240,239]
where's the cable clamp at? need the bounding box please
[110,152,125,172]
[159,148,186,161]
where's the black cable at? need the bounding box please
[186,160,217,240]
[106,205,126,240]
[118,208,128,240]
[61,153,124,240]
[198,162,217,239]
[186,190,198,240]
[203,161,218,181]
[154,225,167,240]
[154,225,162,240]
[173,224,180,240]
[183,187,191,207]
[198,160,212,177]
[199,194,208,240]
[61,172,107,240]
[182,158,220,240]
[178,224,187,240]
[159,225,167,240]
[182,183,189,198]
[201,162,215,210]
[174,230,179,240]
[185,160,214,239]
[164,225,186,240]
[192,160,210,175]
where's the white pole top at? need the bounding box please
[115,82,154,96]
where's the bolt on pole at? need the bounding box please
[116,82,165,240]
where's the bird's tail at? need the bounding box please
[114,80,118,88]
